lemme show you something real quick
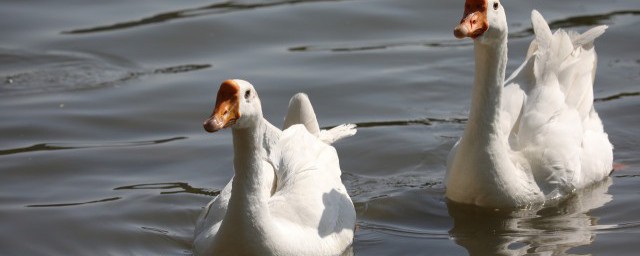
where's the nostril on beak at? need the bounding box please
[203,119,217,133]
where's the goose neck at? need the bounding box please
[230,119,271,198]
[464,39,508,142]
[226,118,275,223]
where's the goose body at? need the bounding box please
[194,80,356,255]
[446,0,613,208]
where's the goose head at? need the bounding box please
[203,79,262,132]
[453,0,507,44]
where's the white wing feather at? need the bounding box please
[504,10,612,197]
[284,93,356,144]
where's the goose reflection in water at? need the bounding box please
[448,178,612,255]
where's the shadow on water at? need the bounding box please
[447,178,613,256]
[63,0,344,35]
[0,137,186,156]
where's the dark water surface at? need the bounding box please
[1,0,639,255]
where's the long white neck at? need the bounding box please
[462,37,508,144]
[226,118,275,238]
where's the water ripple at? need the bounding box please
[289,39,472,53]
[141,226,170,235]
[1,61,211,96]
[291,9,640,53]
[152,64,211,74]
[0,137,186,156]
[322,117,467,130]
[358,222,450,239]
[550,10,640,29]
[114,182,220,197]
[63,0,344,35]
[26,197,121,208]
[595,91,640,102]
[510,9,640,39]
[614,174,640,178]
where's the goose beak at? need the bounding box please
[203,80,240,133]
[454,0,489,39]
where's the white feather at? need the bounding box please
[284,92,357,144]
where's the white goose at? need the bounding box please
[446,0,613,208]
[194,79,356,255]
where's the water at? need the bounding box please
[1,0,639,255]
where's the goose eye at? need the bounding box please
[493,2,499,10]
[244,89,251,99]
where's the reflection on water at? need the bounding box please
[448,178,613,256]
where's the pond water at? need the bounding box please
[1,0,639,255]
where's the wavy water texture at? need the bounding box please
[0,137,186,156]
[595,91,640,102]
[63,0,344,34]
[26,197,122,208]
[289,39,472,53]
[510,10,640,38]
[291,10,640,53]
[358,222,449,239]
[115,182,220,196]
[321,117,467,130]
[1,1,638,255]
[0,48,211,96]
[24,182,218,208]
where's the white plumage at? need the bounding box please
[447,0,613,208]
[195,80,356,255]
[284,93,357,144]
